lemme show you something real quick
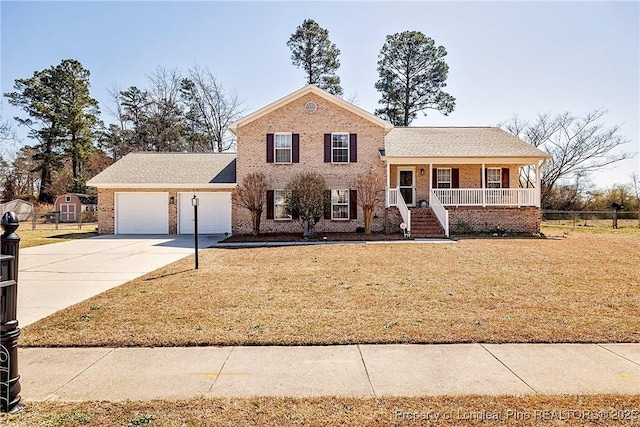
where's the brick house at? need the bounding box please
[88,85,550,237]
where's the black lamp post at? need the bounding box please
[192,195,199,269]
[1,212,22,413]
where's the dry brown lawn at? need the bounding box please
[3,395,640,426]
[17,228,98,249]
[21,228,640,347]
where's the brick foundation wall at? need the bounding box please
[448,206,541,234]
[96,187,234,234]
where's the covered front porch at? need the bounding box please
[383,160,544,237]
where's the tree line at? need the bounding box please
[2,62,243,203]
[0,18,633,209]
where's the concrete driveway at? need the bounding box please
[17,234,222,327]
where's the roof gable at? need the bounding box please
[228,85,393,134]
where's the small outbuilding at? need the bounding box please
[53,193,98,222]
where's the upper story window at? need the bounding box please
[324,133,357,163]
[275,133,292,163]
[487,168,502,188]
[267,133,299,163]
[65,196,71,202]
[332,133,349,163]
[436,168,452,189]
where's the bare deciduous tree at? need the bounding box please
[0,113,16,151]
[502,109,634,203]
[285,172,327,238]
[145,67,184,152]
[180,66,244,153]
[235,172,269,235]
[353,169,385,234]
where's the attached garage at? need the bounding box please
[87,153,236,235]
[115,192,168,234]
[178,192,232,234]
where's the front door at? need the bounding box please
[398,169,415,206]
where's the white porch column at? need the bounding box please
[429,163,433,205]
[481,163,486,207]
[386,162,390,189]
[536,161,542,208]
[386,162,391,207]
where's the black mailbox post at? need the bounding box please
[611,203,623,229]
[1,212,21,413]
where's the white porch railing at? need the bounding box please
[387,188,411,234]
[429,191,449,237]
[431,188,539,207]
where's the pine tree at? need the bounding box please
[287,19,343,96]
[375,31,455,126]
[4,59,100,202]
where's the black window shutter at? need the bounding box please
[324,189,331,219]
[324,134,331,163]
[349,133,357,163]
[266,134,274,163]
[266,190,274,219]
[292,134,300,163]
[349,189,357,219]
[484,169,488,188]
[501,168,510,188]
[452,168,460,189]
[432,168,438,187]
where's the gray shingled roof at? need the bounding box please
[72,193,97,204]
[87,153,236,186]
[384,127,550,158]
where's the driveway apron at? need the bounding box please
[17,234,222,327]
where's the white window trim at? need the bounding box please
[331,132,350,164]
[331,189,350,220]
[274,189,292,221]
[274,132,292,164]
[65,196,71,202]
[487,167,502,188]
[437,168,452,189]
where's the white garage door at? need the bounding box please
[116,192,168,234]
[178,192,231,234]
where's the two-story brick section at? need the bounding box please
[88,85,550,237]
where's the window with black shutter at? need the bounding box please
[266,134,274,163]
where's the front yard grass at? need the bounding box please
[15,227,98,249]
[21,229,640,347]
[3,395,639,426]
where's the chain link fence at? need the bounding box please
[29,207,97,231]
[542,210,640,228]
[1,199,97,231]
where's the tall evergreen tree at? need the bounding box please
[375,31,455,126]
[287,19,343,96]
[58,60,101,192]
[4,59,100,202]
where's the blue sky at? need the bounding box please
[1,1,638,188]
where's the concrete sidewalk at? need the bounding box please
[18,234,222,327]
[18,343,640,401]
